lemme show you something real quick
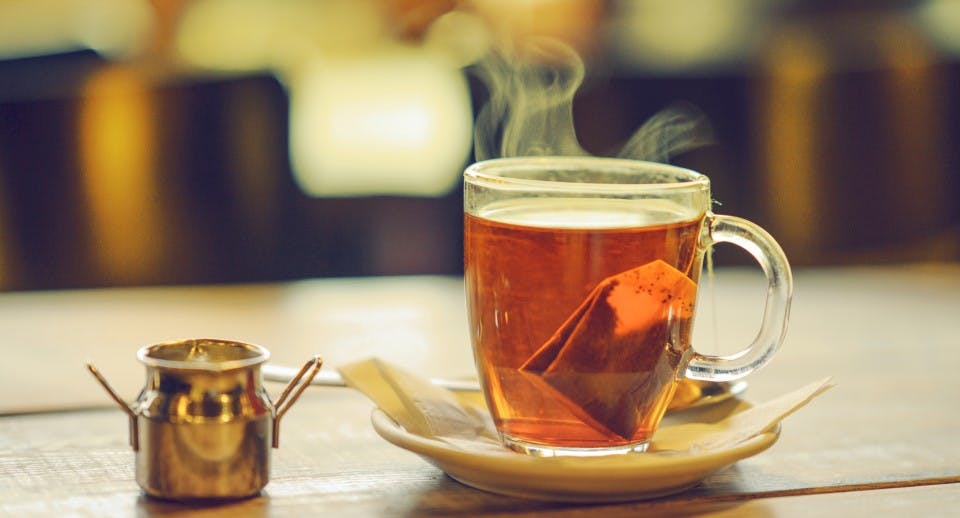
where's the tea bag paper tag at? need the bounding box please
[341,358,833,457]
[520,260,698,440]
[339,358,495,441]
[689,377,834,451]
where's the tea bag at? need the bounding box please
[520,260,698,440]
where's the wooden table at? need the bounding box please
[1,264,959,515]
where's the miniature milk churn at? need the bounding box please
[87,338,321,500]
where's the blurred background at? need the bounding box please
[0,0,958,292]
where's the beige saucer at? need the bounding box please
[371,405,780,503]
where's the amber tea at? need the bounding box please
[465,198,705,452]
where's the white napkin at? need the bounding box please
[339,358,833,454]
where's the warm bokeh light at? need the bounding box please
[175,0,473,197]
[915,0,960,56]
[288,51,472,197]
[471,0,604,56]
[608,0,767,72]
[78,65,164,283]
[175,0,390,72]
[756,27,826,259]
[0,0,153,60]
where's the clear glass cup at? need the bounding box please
[463,156,792,456]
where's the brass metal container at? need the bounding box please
[87,338,321,501]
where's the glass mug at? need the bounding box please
[463,157,792,456]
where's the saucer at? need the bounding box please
[370,408,780,503]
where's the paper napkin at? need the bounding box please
[339,358,833,454]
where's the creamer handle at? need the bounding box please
[86,362,139,451]
[271,356,323,448]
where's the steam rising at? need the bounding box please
[616,102,714,163]
[473,40,586,160]
[473,41,713,163]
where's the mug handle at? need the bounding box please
[685,214,793,382]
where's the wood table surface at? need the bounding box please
[1,264,959,516]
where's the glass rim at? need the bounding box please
[463,156,710,194]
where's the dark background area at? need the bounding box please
[1,2,959,291]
